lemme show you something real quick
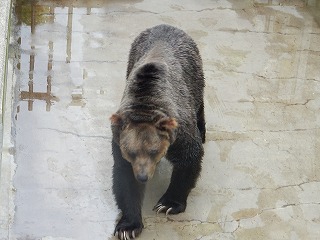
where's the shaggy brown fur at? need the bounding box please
[110,24,205,239]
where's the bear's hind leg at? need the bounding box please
[112,141,145,239]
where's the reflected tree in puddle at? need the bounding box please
[14,0,84,116]
[15,1,60,113]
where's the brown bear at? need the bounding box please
[110,24,205,239]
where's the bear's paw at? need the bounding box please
[114,216,143,240]
[153,197,186,215]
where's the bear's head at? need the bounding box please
[110,114,178,183]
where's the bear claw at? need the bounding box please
[166,207,173,215]
[153,203,162,209]
[113,216,142,240]
[114,230,136,240]
[153,198,186,215]
[156,205,167,214]
[153,204,174,215]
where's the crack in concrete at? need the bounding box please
[222,180,320,192]
[42,10,159,15]
[224,186,273,191]
[259,201,320,216]
[114,8,231,14]
[206,128,320,135]
[218,28,301,36]
[306,78,320,83]
[231,220,240,235]
[145,215,229,226]
[145,215,243,228]
[297,49,320,53]
[240,128,320,133]
[275,180,320,190]
[215,70,320,83]
[46,60,126,63]
[38,127,110,139]
[237,98,313,106]
[258,128,320,133]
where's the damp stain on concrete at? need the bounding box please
[3,0,320,239]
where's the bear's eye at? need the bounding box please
[128,151,137,159]
[149,150,159,158]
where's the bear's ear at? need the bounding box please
[136,62,166,80]
[156,117,178,130]
[156,117,178,143]
[110,114,123,145]
[110,114,123,126]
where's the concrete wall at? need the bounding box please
[0,0,11,111]
[0,0,13,239]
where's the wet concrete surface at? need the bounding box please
[3,0,320,239]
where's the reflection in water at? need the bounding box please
[66,7,73,63]
[20,40,58,112]
[14,1,79,115]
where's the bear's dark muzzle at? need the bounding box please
[136,173,148,183]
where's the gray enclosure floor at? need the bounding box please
[1,0,320,239]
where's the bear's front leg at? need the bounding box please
[112,141,145,239]
[153,138,204,215]
[153,164,201,215]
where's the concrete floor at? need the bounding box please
[1,0,320,239]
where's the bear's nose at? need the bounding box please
[136,173,148,183]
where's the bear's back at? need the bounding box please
[127,25,203,78]
[126,25,204,106]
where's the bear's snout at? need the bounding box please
[132,159,157,183]
[136,173,148,183]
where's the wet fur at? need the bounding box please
[111,24,205,239]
